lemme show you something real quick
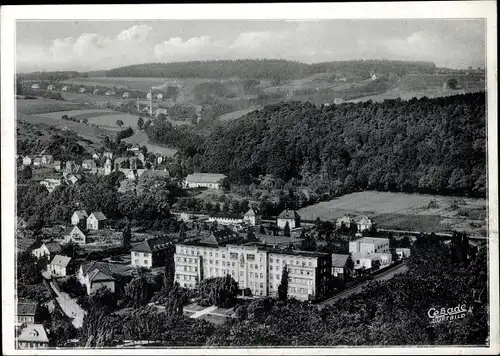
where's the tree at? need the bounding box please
[259,225,266,234]
[19,165,33,181]
[300,234,317,251]
[48,307,77,347]
[446,78,459,89]
[125,276,155,308]
[116,119,124,128]
[122,222,132,249]
[82,118,88,124]
[278,266,289,301]
[198,275,239,308]
[137,117,144,130]
[283,221,291,237]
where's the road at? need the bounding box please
[318,262,409,309]
[49,281,86,329]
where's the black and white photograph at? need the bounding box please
[1,2,498,355]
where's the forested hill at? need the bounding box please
[190,92,486,197]
[105,59,437,80]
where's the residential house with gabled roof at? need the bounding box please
[16,323,49,349]
[131,237,173,269]
[41,155,53,165]
[82,159,97,170]
[64,225,88,245]
[122,92,130,98]
[336,214,355,229]
[66,174,80,185]
[103,151,113,159]
[331,253,351,280]
[87,212,107,230]
[47,255,73,277]
[71,210,88,226]
[30,83,40,90]
[356,215,373,232]
[61,85,68,91]
[32,241,62,260]
[46,84,55,91]
[277,209,301,229]
[184,173,227,190]
[77,261,116,295]
[243,208,261,226]
[17,301,40,324]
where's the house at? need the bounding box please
[17,302,40,324]
[154,108,168,118]
[61,86,68,92]
[41,155,53,165]
[352,252,392,271]
[156,93,163,100]
[33,157,42,167]
[22,156,32,166]
[71,210,88,226]
[122,92,130,98]
[243,208,261,226]
[92,153,100,160]
[277,209,301,230]
[157,156,164,165]
[77,261,116,295]
[103,151,113,159]
[79,87,86,93]
[127,144,141,152]
[395,248,411,259]
[349,237,390,255]
[64,225,88,245]
[32,242,62,260]
[47,255,72,277]
[66,174,80,185]
[82,159,97,170]
[104,158,113,175]
[371,74,378,81]
[17,217,28,230]
[46,84,55,91]
[131,237,172,269]
[40,178,62,193]
[53,160,62,172]
[357,216,373,232]
[336,214,355,229]
[208,212,244,226]
[30,83,40,90]
[331,253,350,280]
[16,324,49,349]
[86,212,107,230]
[184,173,227,190]
[63,161,81,177]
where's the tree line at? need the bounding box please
[176,92,485,197]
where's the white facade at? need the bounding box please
[349,237,390,255]
[357,216,373,231]
[131,251,153,268]
[22,156,32,166]
[208,215,244,226]
[243,209,261,226]
[184,173,227,190]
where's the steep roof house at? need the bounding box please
[71,210,88,226]
[131,237,172,269]
[47,255,73,277]
[86,212,107,230]
[77,261,116,295]
[32,242,62,260]
[16,324,49,350]
[17,301,40,324]
[277,209,301,229]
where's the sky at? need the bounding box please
[16,19,486,72]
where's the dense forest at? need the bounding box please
[158,92,486,197]
[105,59,438,80]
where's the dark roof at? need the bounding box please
[140,169,170,179]
[131,237,171,253]
[185,173,227,184]
[209,212,243,219]
[73,210,88,219]
[197,230,240,247]
[278,210,301,220]
[18,302,38,316]
[44,242,62,254]
[90,212,107,221]
[331,253,350,267]
[81,261,116,281]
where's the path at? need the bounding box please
[188,305,218,319]
[318,262,408,309]
[49,281,86,328]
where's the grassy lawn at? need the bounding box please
[198,314,229,325]
[16,97,89,115]
[374,213,450,233]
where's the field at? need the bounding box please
[16,97,89,115]
[297,191,487,236]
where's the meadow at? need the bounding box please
[297,191,487,236]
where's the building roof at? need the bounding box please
[90,212,107,221]
[18,302,38,316]
[131,237,171,253]
[73,210,88,220]
[82,159,96,165]
[17,324,49,343]
[65,225,87,236]
[338,214,355,221]
[244,208,259,217]
[210,212,243,220]
[331,253,350,268]
[352,236,389,244]
[114,157,127,165]
[278,209,301,220]
[185,173,227,184]
[43,242,62,254]
[356,215,372,222]
[81,261,116,282]
[50,254,71,267]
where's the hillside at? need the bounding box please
[174,92,486,197]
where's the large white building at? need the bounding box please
[349,237,392,271]
[184,173,227,190]
[174,236,332,301]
